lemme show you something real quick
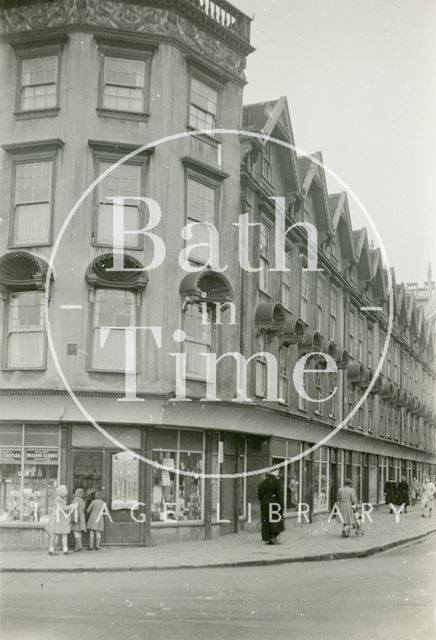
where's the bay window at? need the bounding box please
[278,345,288,403]
[102,56,146,113]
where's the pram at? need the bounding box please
[351,506,364,536]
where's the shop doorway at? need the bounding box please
[71,449,143,544]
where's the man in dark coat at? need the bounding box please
[396,476,410,513]
[257,472,285,545]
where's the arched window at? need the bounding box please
[0,252,52,369]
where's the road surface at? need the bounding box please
[1,536,435,640]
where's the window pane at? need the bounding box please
[189,105,215,130]
[21,85,57,111]
[22,56,57,86]
[186,178,215,223]
[9,292,43,330]
[152,450,177,522]
[15,203,50,245]
[111,451,139,510]
[104,57,145,87]
[0,462,21,522]
[22,463,58,521]
[7,332,44,368]
[180,430,203,452]
[97,203,140,247]
[24,425,59,446]
[103,57,145,112]
[15,161,51,205]
[99,163,140,200]
[179,452,202,521]
[191,78,217,115]
[0,425,23,447]
[92,289,136,371]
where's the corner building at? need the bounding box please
[0,0,434,548]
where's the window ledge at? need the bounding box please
[186,126,221,147]
[2,367,46,372]
[0,521,46,529]
[97,107,150,122]
[9,242,52,250]
[14,108,59,120]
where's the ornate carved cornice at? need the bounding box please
[0,0,253,83]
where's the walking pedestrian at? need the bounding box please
[257,471,285,545]
[337,478,357,538]
[70,488,87,551]
[396,476,410,513]
[47,485,71,556]
[86,491,108,550]
[421,476,435,518]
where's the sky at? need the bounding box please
[232,0,436,284]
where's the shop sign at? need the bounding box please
[25,448,59,464]
[0,448,21,464]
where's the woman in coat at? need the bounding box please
[70,488,87,551]
[257,472,285,545]
[47,485,71,555]
[396,476,410,513]
[337,478,357,538]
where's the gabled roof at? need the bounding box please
[242,96,300,191]
[353,229,372,281]
[329,192,356,262]
[369,248,388,301]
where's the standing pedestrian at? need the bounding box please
[410,476,420,505]
[421,475,435,518]
[257,471,285,545]
[47,485,71,556]
[396,476,410,513]
[86,490,108,550]
[337,478,357,538]
[70,488,87,551]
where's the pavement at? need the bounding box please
[1,505,435,572]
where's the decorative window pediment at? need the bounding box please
[179,268,233,306]
[85,253,148,292]
[0,251,52,292]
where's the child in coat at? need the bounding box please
[86,491,108,550]
[47,485,71,555]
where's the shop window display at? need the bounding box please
[0,425,59,522]
[152,429,204,523]
[271,439,301,514]
[313,446,329,511]
[111,451,139,510]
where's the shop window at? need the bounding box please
[271,439,300,514]
[210,435,221,522]
[72,450,103,501]
[151,429,204,523]
[0,425,59,523]
[186,176,217,264]
[259,221,270,293]
[189,76,218,130]
[313,447,329,512]
[91,288,137,372]
[95,160,142,248]
[281,251,291,309]
[352,452,362,502]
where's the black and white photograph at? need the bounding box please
[0,1,435,638]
